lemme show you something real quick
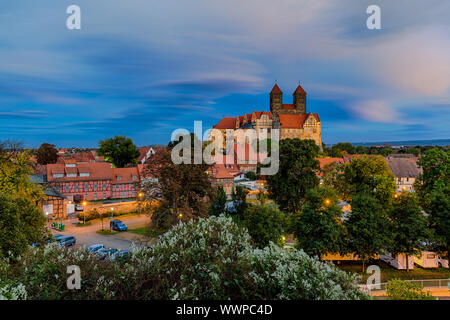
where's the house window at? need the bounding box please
[85,194,88,200]
[67,173,77,178]
[84,184,89,190]
[132,176,137,181]
[80,172,90,177]
[65,163,76,168]
[117,176,122,181]
[103,183,107,189]
[75,185,79,192]
[103,193,107,199]
[94,183,98,190]
[94,193,97,200]
[65,186,70,192]
[53,173,64,178]
[122,192,126,198]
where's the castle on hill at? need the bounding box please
[212,83,322,148]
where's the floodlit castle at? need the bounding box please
[212,83,322,148]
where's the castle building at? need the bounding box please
[212,83,322,148]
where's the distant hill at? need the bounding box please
[330,139,449,147]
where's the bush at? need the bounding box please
[0,215,367,300]
[386,279,436,300]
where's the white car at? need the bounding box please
[438,256,449,268]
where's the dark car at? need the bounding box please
[107,250,130,262]
[110,220,127,231]
[53,234,65,241]
[96,248,118,260]
[86,244,105,253]
[57,235,76,247]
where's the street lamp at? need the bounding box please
[45,211,49,223]
[111,207,114,219]
[138,193,143,214]
[324,198,331,206]
[82,201,87,225]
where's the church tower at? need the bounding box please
[293,84,307,114]
[270,84,283,117]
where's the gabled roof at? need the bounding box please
[386,157,422,178]
[293,84,307,95]
[278,113,320,129]
[270,84,283,94]
[213,117,236,129]
[112,167,139,183]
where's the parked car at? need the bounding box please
[53,234,65,242]
[95,248,118,260]
[86,244,105,254]
[438,256,449,268]
[57,235,76,247]
[107,250,130,262]
[110,220,127,231]
[75,204,84,211]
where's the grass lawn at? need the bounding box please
[96,230,119,236]
[337,260,450,283]
[75,222,91,227]
[128,226,166,238]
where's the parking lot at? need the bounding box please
[51,214,151,251]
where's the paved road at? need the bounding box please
[51,214,151,251]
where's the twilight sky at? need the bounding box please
[1,0,449,147]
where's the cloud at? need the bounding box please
[347,100,403,123]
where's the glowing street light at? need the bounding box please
[324,198,331,205]
[82,201,87,224]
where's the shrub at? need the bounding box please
[0,215,367,300]
[386,279,436,300]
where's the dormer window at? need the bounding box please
[53,173,64,178]
[132,175,137,180]
[67,173,77,178]
[117,176,122,181]
[80,172,90,177]
[65,163,76,167]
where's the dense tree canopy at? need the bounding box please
[98,136,140,168]
[345,192,391,271]
[294,186,346,258]
[209,185,227,217]
[388,192,429,271]
[329,155,396,206]
[241,204,288,248]
[0,141,46,258]
[415,148,450,260]
[35,143,58,165]
[144,140,212,229]
[266,139,320,214]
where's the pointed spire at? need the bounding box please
[270,83,283,94]
[293,83,306,95]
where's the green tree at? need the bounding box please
[388,192,429,271]
[331,142,355,157]
[0,196,47,258]
[245,171,257,181]
[345,192,391,271]
[231,185,248,217]
[98,136,140,168]
[35,143,58,165]
[241,204,288,248]
[266,139,320,213]
[144,142,213,229]
[209,185,227,216]
[294,186,346,259]
[333,155,396,206]
[415,148,450,262]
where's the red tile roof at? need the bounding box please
[112,167,139,183]
[213,117,236,129]
[293,84,307,95]
[47,162,113,182]
[278,113,320,129]
[270,84,283,94]
[211,164,235,179]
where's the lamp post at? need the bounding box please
[82,201,87,225]
[110,208,114,231]
[138,193,143,214]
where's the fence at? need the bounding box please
[361,278,449,295]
